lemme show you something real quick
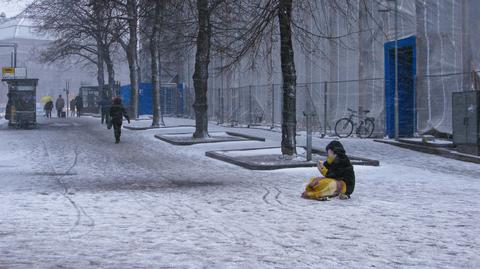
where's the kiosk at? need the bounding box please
[2,78,38,128]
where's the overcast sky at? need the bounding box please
[0,0,32,18]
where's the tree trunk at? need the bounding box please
[104,46,115,98]
[96,41,106,89]
[192,0,211,139]
[150,44,160,127]
[150,0,161,127]
[127,0,139,119]
[278,0,297,155]
[158,42,165,126]
[92,1,105,93]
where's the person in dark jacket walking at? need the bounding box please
[74,95,83,117]
[302,140,355,200]
[44,100,53,118]
[5,92,16,126]
[70,98,76,117]
[99,96,111,124]
[109,97,130,143]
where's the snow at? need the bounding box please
[126,116,194,130]
[0,116,479,268]
[49,122,74,127]
[400,138,453,145]
[161,131,230,139]
[222,147,307,157]
[137,115,152,120]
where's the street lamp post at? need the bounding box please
[63,81,70,117]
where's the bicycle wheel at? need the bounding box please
[358,118,375,138]
[335,118,354,138]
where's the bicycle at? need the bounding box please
[334,108,375,138]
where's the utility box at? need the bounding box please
[452,91,480,155]
[2,78,38,128]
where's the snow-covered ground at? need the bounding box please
[399,137,453,146]
[161,131,230,139]
[0,116,479,269]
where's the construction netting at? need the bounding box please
[178,1,480,137]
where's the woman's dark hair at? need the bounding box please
[326,140,346,156]
[113,97,122,105]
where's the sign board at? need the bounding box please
[14,68,27,78]
[2,67,15,78]
[1,67,27,79]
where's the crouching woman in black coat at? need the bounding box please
[109,97,130,144]
[302,141,355,200]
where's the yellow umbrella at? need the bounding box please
[40,96,53,104]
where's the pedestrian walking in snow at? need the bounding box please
[5,92,14,123]
[55,95,65,118]
[109,97,130,144]
[44,100,53,118]
[302,141,355,200]
[70,98,76,117]
[99,96,111,125]
[75,95,83,117]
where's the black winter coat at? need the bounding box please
[323,155,355,196]
[75,97,83,110]
[109,104,129,123]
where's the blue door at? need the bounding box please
[384,36,416,138]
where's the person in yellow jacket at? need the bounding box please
[301,141,355,200]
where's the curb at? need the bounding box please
[124,124,194,131]
[374,139,480,164]
[154,131,265,146]
[205,146,380,170]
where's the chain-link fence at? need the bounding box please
[181,79,386,137]
[178,71,475,137]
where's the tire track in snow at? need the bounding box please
[262,186,272,205]
[261,184,295,212]
[61,145,96,239]
[274,186,284,206]
[42,141,95,238]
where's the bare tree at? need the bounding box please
[150,0,162,127]
[125,0,140,119]
[136,0,235,138]
[26,0,119,96]
[92,0,121,97]
[212,0,377,155]
[192,0,212,138]
[142,0,165,127]
[278,0,297,155]
[215,0,299,154]
[91,0,107,91]
[108,0,141,119]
